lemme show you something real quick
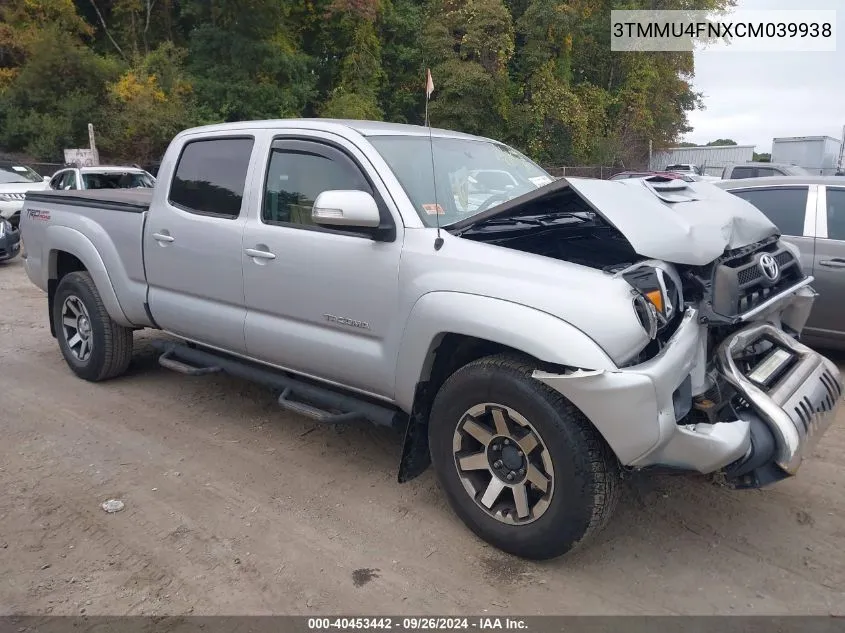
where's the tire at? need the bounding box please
[428,354,620,560]
[53,271,134,382]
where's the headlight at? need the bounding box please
[0,220,10,237]
[622,262,683,337]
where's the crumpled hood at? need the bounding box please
[449,176,779,266]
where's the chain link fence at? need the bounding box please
[543,165,628,179]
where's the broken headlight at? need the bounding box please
[623,263,683,339]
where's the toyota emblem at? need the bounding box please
[758,253,780,282]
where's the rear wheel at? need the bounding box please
[428,354,620,560]
[53,271,134,381]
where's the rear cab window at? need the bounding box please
[730,186,809,237]
[168,137,255,218]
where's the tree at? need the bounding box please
[0,0,738,165]
[707,138,737,146]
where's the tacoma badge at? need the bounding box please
[323,314,370,330]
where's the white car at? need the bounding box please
[665,163,722,182]
[0,161,50,227]
[48,166,156,191]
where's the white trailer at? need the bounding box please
[771,136,841,176]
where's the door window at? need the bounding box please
[58,171,77,189]
[262,141,372,228]
[731,187,808,236]
[168,137,254,218]
[826,188,845,240]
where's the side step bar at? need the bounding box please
[151,340,402,428]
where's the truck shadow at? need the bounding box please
[120,334,843,578]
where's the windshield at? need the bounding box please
[82,171,155,189]
[0,164,43,184]
[368,136,554,227]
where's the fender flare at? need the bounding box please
[393,291,617,412]
[45,225,133,328]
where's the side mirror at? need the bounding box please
[312,190,381,229]
[43,176,51,182]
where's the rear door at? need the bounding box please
[808,185,845,346]
[144,134,257,353]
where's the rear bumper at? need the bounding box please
[533,308,842,482]
[0,226,21,261]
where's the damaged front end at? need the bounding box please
[450,175,841,487]
[534,235,842,489]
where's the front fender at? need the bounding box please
[393,291,617,412]
[45,225,132,328]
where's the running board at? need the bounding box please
[278,387,363,425]
[159,349,222,376]
[151,340,402,429]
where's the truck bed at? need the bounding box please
[24,189,152,213]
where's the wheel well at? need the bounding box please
[398,334,544,483]
[47,251,87,338]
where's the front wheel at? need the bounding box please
[428,354,620,560]
[53,271,134,382]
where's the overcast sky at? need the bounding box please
[683,0,843,152]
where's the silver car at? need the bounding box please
[716,176,845,350]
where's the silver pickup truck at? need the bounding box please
[19,119,842,560]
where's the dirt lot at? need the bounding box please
[1,256,844,616]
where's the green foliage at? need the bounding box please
[0,0,735,165]
[708,138,737,145]
[753,152,771,162]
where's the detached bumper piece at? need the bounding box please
[718,323,843,488]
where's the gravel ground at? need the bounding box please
[1,256,844,616]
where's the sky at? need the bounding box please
[683,0,844,153]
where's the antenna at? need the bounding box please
[429,122,444,251]
[425,67,443,251]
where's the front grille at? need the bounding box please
[710,239,805,318]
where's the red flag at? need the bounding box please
[425,68,434,99]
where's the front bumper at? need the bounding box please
[0,199,24,222]
[717,323,841,476]
[534,304,842,482]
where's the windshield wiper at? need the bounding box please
[455,211,593,235]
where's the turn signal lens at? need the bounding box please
[645,289,664,313]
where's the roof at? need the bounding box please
[772,136,840,143]
[714,175,845,188]
[76,166,150,173]
[724,162,801,168]
[661,144,756,150]
[177,118,492,142]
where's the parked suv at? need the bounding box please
[722,163,811,180]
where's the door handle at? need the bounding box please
[819,258,845,269]
[245,247,276,260]
[152,232,175,243]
